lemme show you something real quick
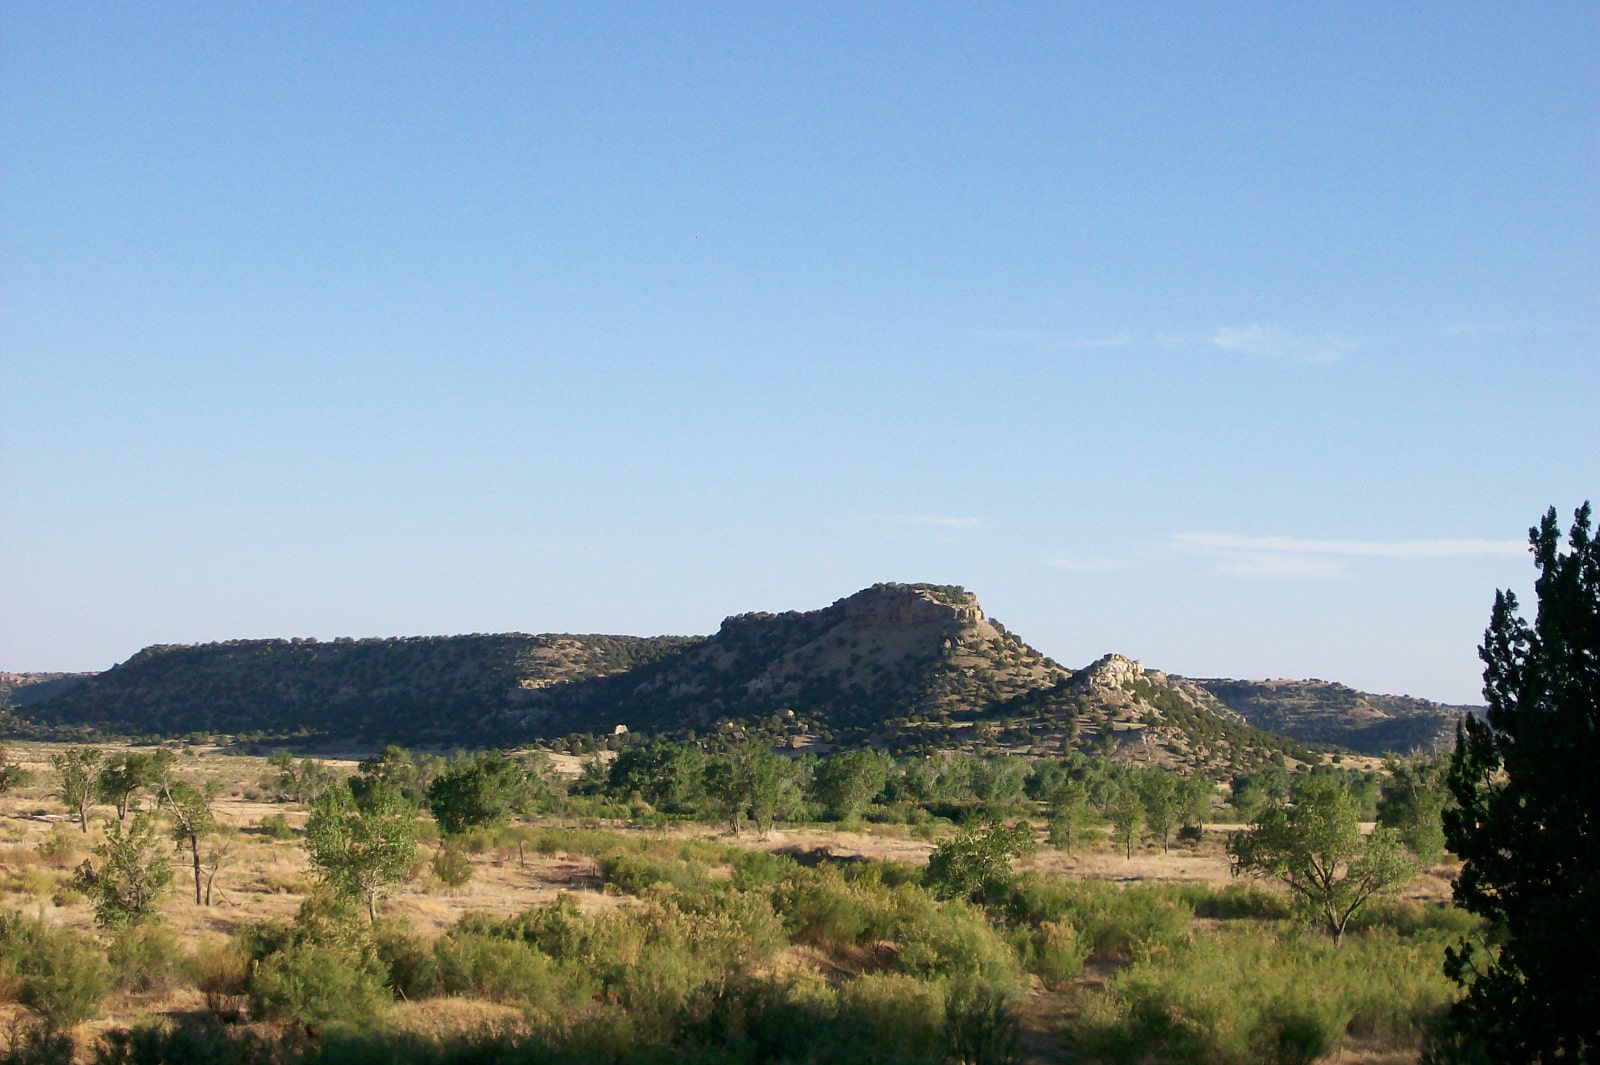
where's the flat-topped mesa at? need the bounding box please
[840,582,986,630]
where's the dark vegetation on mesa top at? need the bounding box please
[5,583,1475,766]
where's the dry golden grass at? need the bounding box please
[0,741,1452,1063]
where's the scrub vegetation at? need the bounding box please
[0,739,1465,1064]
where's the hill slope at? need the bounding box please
[10,583,1452,768]
[1186,677,1476,754]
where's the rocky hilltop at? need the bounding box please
[8,583,1459,769]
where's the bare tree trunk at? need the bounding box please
[191,834,203,905]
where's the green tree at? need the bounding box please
[1137,770,1181,853]
[427,751,529,836]
[925,817,1035,902]
[704,742,799,837]
[812,749,888,821]
[1439,504,1600,1060]
[150,764,218,906]
[305,781,418,921]
[1178,775,1214,831]
[1227,774,1416,945]
[605,741,705,813]
[95,750,168,821]
[72,812,173,928]
[268,751,336,805]
[51,746,103,832]
[1045,778,1094,855]
[1375,753,1450,867]
[351,744,440,806]
[1105,784,1144,860]
[0,742,34,794]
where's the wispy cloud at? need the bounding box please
[977,325,1355,365]
[1176,532,1524,580]
[864,514,986,529]
[1210,325,1356,365]
[1176,533,1525,560]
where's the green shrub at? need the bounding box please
[107,924,184,993]
[1066,923,1457,1063]
[187,940,250,1016]
[92,1017,280,1065]
[891,896,1023,992]
[431,932,594,1015]
[1027,919,1089,988]
[0,1026,74,1065]
[600,850,715,896]
[773,867,897,951]
[1006,876,1191,963]
[256,814,295,841]
[943,978,1023,1065]
[248,942,390,1030]
[372,919,437,1002]
[0,912,111,1028]
[429,842,473,888]
[836,973,947,1058]
[35,827,77,867]
[729,849,800,890]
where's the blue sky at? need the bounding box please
[3,4,1595,704]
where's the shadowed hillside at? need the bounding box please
[1187,677,1477,754]
[8,583,1457,769]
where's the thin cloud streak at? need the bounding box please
[1176,533,1525,560]
[1210,325,1356,365]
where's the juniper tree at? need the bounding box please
[1440,504,1600,1060]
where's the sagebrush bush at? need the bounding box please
[372,919,437,1002]
[1027,919,1088,989]
[890,896,1023,993]
[1067,923,1458,1064]
[256,813,295,841]
[431,931,595,1014]
[248,942,390,1030]
[1006,875,1191,963]
[187,940,251,1017]
[107,924,185,993]
[0,911,110,1028]
[429,842,473,888]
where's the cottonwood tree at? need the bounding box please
[0,743,33,794]
[1375,753,1450,867]
[96,750,169,822]
[1227,774,1416,945]
[150,766,218,906]
[705,742,799,837]
[925,818,1036,903]
[268,751,335,805]
[812,749,887,822]
[72,812,172,928]
[304,781,418,921]
[51,746,103,832]
[1137,770,1180,853]
[427,751,529,836]
[1439,504,1600,1060]
[1105,784,1144,860]
[1045,779,1094,855]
